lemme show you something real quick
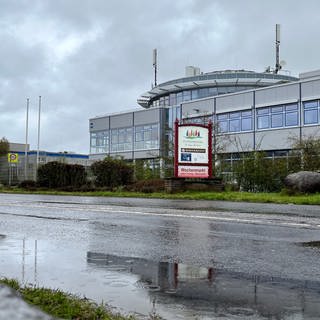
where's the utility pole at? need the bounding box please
[153,48,158,87]
[274,24,281,74]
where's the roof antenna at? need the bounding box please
[153,48,158,87]
[274,24,281,74]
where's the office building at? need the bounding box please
[90,67,315,174]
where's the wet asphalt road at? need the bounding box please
[0,193,320,276]
[0,193,320,319]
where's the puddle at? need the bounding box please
[0,237,320,319]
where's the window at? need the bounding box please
[176,92,183,104]
[183,90,191,102]
[304,100,319,125]
[257,108,269,130]
[191,89,199,100]
[285,104,298,126]
[169,93,176,106]
[217,114,228,133]
[271,106,283,128]
[134,123,159,150]
[257,117,269,129]
[217,110,253,133]
[241,110,252,131]
[159,97,165,106]
[208,87,218,96]
[241,118,252,131]
[90,131,109,154]
[199,88,209,98]
[110,127,133,152]
[229,119,240,132]
[257,103,299,129]
[176,106,181,120]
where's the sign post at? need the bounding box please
[174,120,212,179]
[8,153,19,186]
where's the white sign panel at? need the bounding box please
[178,166,209,178]
[178,126,209,164]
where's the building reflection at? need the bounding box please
[87,251,320,319]
[20,239,38,284]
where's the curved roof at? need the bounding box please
[137,70,298,108]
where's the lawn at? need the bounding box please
[1,187,320,205]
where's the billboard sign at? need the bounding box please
[178,126,209,164]
[174,121,212,179]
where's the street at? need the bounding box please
[0,193,320,319]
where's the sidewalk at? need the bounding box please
[0,285,55,320]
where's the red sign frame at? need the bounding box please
[174,120,212,179]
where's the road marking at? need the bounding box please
[0,201,319,230]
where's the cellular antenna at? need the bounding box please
[274,24,281,74]
[153,48,157,86]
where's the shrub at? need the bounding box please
[19,180,37,190]
[91,157,134,188]
[134,159,161,180]
[233,151,290,192]
[37,162,87,189]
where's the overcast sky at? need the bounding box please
[1,0,320,154]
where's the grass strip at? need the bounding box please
[0,278,132,320]
[1,187,320,205]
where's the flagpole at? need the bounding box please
[36,96,41,180]
[25,98,29,180]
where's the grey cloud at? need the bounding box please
[0,0,320,153]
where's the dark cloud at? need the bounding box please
[0,0,319,153]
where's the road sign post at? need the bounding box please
[8,153,19,186]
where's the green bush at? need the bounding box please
[291,136,320,171]
[37,162,87,189]
[91,157,134,188]
[19,180,37,190]
[233,152,291,192]
[134,159,161,180]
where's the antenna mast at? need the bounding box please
[274,24,281,74]
[153,48,157,86]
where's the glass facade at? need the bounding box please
[90,124,159,154]
[151,86,255,108]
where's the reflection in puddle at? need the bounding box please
[87,251,320,319]
[0,238,320,319]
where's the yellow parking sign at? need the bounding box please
[8,153,18,163]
